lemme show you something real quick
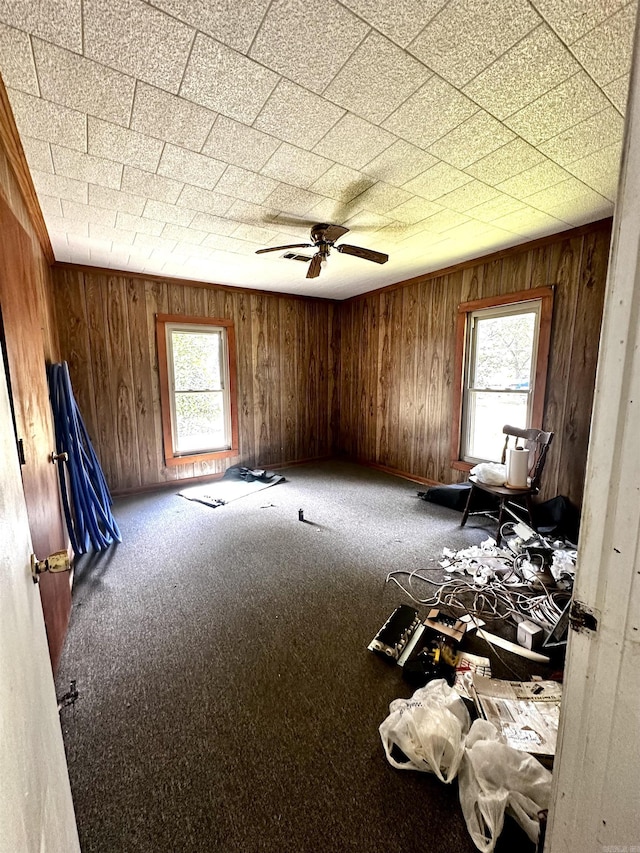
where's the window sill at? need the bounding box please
[165,446,237,467]
[451,460,473,473]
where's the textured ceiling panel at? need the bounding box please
[409,0,540,87]
[0,0,634,298]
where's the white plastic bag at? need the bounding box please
[458,719,552,853]
[470,462,507,486]
[379,679,470,783]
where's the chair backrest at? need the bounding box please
[500,425,554,492]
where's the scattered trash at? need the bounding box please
[298,508,304,522]
[57,679,79,711]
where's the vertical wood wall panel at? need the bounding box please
[338,221,612,508]
[52,268,338,492]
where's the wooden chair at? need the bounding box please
[460,425,554,544]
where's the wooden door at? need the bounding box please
[0,352,80,851]
[0,192,70,672]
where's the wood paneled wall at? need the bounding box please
[338,220,612,508]
[52,267,340,493]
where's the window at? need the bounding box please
[451,287,553,468]
[156,314,238,466]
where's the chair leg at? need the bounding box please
[525,494,536,529]
[461,485,475,527]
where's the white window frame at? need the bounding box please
[156,314,238,466]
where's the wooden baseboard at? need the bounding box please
[348,457,441,487]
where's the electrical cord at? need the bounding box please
[48,362,121,555]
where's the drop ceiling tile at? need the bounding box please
[88,223,136,245]
[571,3,637,86]
[387,196,442,224]
[339,0,447,46]
[604,74,630,112]
[495,159,570,199]
[88,117,164,171]
[232,223,280,244]
[248,0,369,95]
[440,219,495,244]
[201,116,280,171]
[491,205,566,236]
[38,195,62,217]
[409,0,540,87]
[133,233,178,252]
[45,215,88,238]
[375,219,431,242]
[83,0,194,93]
[177,242,214,260]
[343,210,393,232]
[0,23,38,94]
[505,72,611,145]
[21,137,53,173]
[121,166,183,203]
[533,0,629,43]
[115,212,164,235]
[313,113,395,170]
[463,25,580,119]
[260,144,332,190]
[436,180,499,212]
[202,233,256,255]
[351,181,413,215]
[464,138,545,185]
[253,80,345,151]
[148,0,270,52]
[324,31,431,124]
[181,33,279,124]
[539,106,625,166]
[157,144,226,192]
[467,193,525,222]
[526,179,608,212]
[61,200,117,226]
[308,164,374,202]
[564,141,622,200]
[428,111,515,169]
[214,165,279,203]
[226,200,280,226]
[403,161,473,200]
[0,0,81,52]
[176,184,235,216]
[7,89,86,152]
[33,39,135,127]
[362,141,438,187]
[31,170,88,203]
[190,212,238,237]
[161,223,208,245]
[306,196,363,224]
[130,85,215,153]
[543,193,614,226]
[143,200,196,227]
[52,146,122,189]
[88,185,146,216]
[421,208,470,233]
[264,184,325,217]
[384,77,478,149]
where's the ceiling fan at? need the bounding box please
[255,223,389,279]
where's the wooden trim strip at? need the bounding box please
[0,75,54,263]
[348,457,441,487]
[458,285,554,314]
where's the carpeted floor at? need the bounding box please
[56,460,538,853]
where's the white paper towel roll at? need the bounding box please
[506,446,529,489]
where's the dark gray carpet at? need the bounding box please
[56,460,537,853]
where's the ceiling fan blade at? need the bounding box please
[255,243,313,254]
[336,244,389,264]
[306,253,322,279]
[320,224,349,243]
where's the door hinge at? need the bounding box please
[31,550,71,584]
[569,600,599,634]
[17,437,25,465]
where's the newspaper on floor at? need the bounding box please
[471,675,562,758]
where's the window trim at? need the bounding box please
[156,313,239,467]
[450,286,554,472]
